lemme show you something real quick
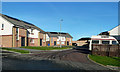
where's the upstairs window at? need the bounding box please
[16,28,18,33]
[31,29,34,35]
[112,41,117,45]
[92,40,99,44]
[51,37,53,43]
[31,29,33,33]
[70,38,72,43]
[1,24,4,30]
[102,41,109,44]
[16,28,19,40]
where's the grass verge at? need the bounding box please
[89,55,120,67]
[20,46,73,50]
[1,48,29,54]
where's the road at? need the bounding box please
[2,47,118,71]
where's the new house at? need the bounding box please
[45,32,73,46]
[99,25,120,43]
[0,14,45,47]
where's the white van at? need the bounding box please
[89,35,119,50]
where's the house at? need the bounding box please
[45,32,73,46]
[99,25,120,43]
[89,25,120,50]
[108,25,120,43]
[0,14,45,47]
[89,35,118,50]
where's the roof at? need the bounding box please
[0,14,45,33]
[46,32,73,38]
[98,31,109,35]
[77,37,91,41]
[109,24,120,32]
[98,25,120,36]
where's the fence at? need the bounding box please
[92,44,120,57]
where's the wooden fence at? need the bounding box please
[92,44,120,57]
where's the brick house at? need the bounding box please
[0,14,45,47]
[27,24,45,46]
[45,32,73,46]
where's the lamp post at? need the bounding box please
[60,19,63,48]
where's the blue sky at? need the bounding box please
[2,2,118,40]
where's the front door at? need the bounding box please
[54,41,56,46]
[40,39,42,46]
[21,37,25,46]
[67,41,69,46]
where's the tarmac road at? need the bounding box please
[2,47,118,71]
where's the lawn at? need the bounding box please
[1,48,29,54]
[89,55,120,67]
[20,46,73,50]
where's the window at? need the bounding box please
[61,42,64,44]
[92,40,99,44]
[1,24,4,30]
[30,39,34,43]
[31,29,33,33]
[16,28,19,40]
[51,37,53,43]
[62,38,64,40]
[112,41,117,45]
[101,35,109,38]
[57,42,59,44]
[70,38,71,43]
[102,41,109,44]
[16,28,18,33]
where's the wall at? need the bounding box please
[1,35,12,47]
[46,34,50,41]
[49,37,72,46]
[27,29,40,38]
[12,27,27,47]
[0,17,13,47]
[92,44,120,57]
[66,38,72,46]
[77,40,88,46]
[50,37,57,46]
[109,25,120,36]
[0,16,14,35]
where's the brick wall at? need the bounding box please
[50,37,57,46]
[92,44,120,57]
[1,35,13,47]
[66,38,72,46]
[13,27,27,47]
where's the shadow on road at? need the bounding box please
[72,45,91,54]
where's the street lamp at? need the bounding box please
[60,19,63,48]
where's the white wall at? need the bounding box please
[109,25,120,36]
[57,36,66,41]
[27,29,40,38]
[46,34,50,41]
[0,16,14,35]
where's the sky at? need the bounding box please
[2,2,118,40]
